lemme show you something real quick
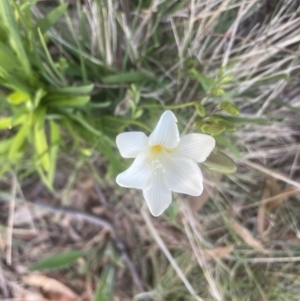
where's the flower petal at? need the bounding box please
[143,171,172,217]
[116,132,148,158]
[116,153,152,190]
[148,110,180,149]
[163,156,203,196]
[174,133,215,162]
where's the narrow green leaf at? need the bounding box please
[62,118,81,146]
[214,115,270,125]
[260,73,288,84]
[11,113,28,128]
[46,95,90,107]
[102,71,148,84]
[12,0,32,36]
[36,3,68,34]
[48,121,60,186]
[90,101,111,108]
[203,150,237,174]
[54,84,94,95]
[67,113,101,136]
[0,0,32,77]
[0,138,13,154]
[38,28,66,85]
[34,108,50,172]
[7,91,30,105]
[92,267,114,301]
[0,41,21,71]
[188,69,214,92]
[60,2,87,83]
[0,69,30,93]
[33,88,47,109]
[220,101,240,116]
[37,166,54,192]
[273,99,300,113]
[0,117,12,129]
[9,122,31,161]
[96,135,120,175]
[30,251,83,271]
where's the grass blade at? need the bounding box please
[30,250,83,271]
[0,0,32,78]
[36,3,68,34]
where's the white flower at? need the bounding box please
[116,110,215,216]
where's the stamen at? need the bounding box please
[151,159,163,175]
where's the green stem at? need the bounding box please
[104,116,151,132]
[141,101,196,110]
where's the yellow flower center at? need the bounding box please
[151,144,163,153]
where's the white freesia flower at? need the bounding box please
[116,110,215,216]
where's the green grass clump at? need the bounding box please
[0,0,97,189]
